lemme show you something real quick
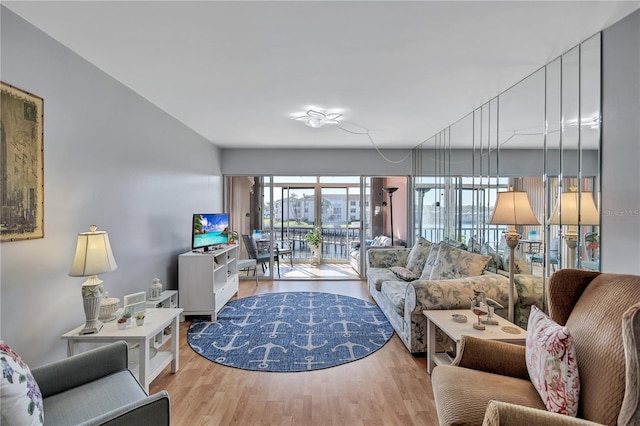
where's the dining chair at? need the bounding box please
[242,234,281,277]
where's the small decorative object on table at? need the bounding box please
[117,312,132,330]
[135,312,146,326]
[99,292,120,322]
[470,290,488,330]
[452,314,467,323]
[149,278,163,300]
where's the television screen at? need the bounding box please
[192,213,229,251]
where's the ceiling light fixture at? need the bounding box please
[295,109,342,128]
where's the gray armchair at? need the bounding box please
[31,341,169,425]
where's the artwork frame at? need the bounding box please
[0,82,44,242]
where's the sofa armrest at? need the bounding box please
[32,341,129,397]
[408,274,510,313]
[482,400,603,426]
[452,336,529,380]
[366,247,410,268]
[80,390,170,426]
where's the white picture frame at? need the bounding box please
[123,301,146,317]
[123,291,146,317]
[123,291,146,306]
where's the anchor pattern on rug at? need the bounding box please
[187,292,394,372]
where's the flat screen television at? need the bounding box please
[192,213,229,251]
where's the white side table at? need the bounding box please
[423,309,526,374]
[61,308,183,392]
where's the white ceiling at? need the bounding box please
[4,1,639,149]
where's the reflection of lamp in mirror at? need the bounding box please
[488,186,539,323]
[382,187,399,246]
[549,186,600,269]
[69,225,118,334]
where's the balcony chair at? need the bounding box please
[242,234,282,278]
[431,269,640,425]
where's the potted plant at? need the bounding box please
[304,228,322,247]
[135,312,146,326]
[228,231,239,245]
[304,228,322,266]
[117,312,132,329]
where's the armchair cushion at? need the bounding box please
[526,305,580,416]
[0,341,44,425]
[30,341,170,426]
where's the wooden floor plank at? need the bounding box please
[150,279,439,425]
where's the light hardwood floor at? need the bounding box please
[149,279,440,425]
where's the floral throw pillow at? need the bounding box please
[525,306,580,416]
[419,243,441,280]
[389,266,418,281]
[429,242,492,280]
[405,238,433,275]
[0,341,44,425]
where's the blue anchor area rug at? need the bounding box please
[187,292,394,372]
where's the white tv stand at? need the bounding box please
[178,244,239,321]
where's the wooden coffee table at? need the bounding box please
[423,309,526,374]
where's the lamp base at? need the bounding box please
[81,277,104,335]
[80,319,103,335]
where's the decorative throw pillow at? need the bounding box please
[389,266,418,281]
[503,250,532,274]
[0,341,44,425]
[481,242,502,271]
[525,306,580,416]
[429,242,492,280]
[405,238,433,275]
[419,243,441,280]
[467,237,481,254]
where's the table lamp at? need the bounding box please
[382,187,399,246]
[488,187,539,322]
[549,186,600,269]
[69,225,118,334]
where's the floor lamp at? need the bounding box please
[383,187,398,246]
[549,186,600,269]
[488,187,539,323]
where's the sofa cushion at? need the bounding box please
[380,280,408,317]
[526,306,580,416]
[367,267,398,292]
[389,266,418,281]
[405,238,433,275]
[0,341,44,426]
[429,243,492,280]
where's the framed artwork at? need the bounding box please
[0,82,44,242]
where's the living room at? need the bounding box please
[1,2,639,425]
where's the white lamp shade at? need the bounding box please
[549,191,600,226]
[69,227,117,277]
[489,191,540,226]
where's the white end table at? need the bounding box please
[61,308,183,392]
[423,309,526,374]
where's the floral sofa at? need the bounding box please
[366,238,545,354]
[349,235,406,274]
